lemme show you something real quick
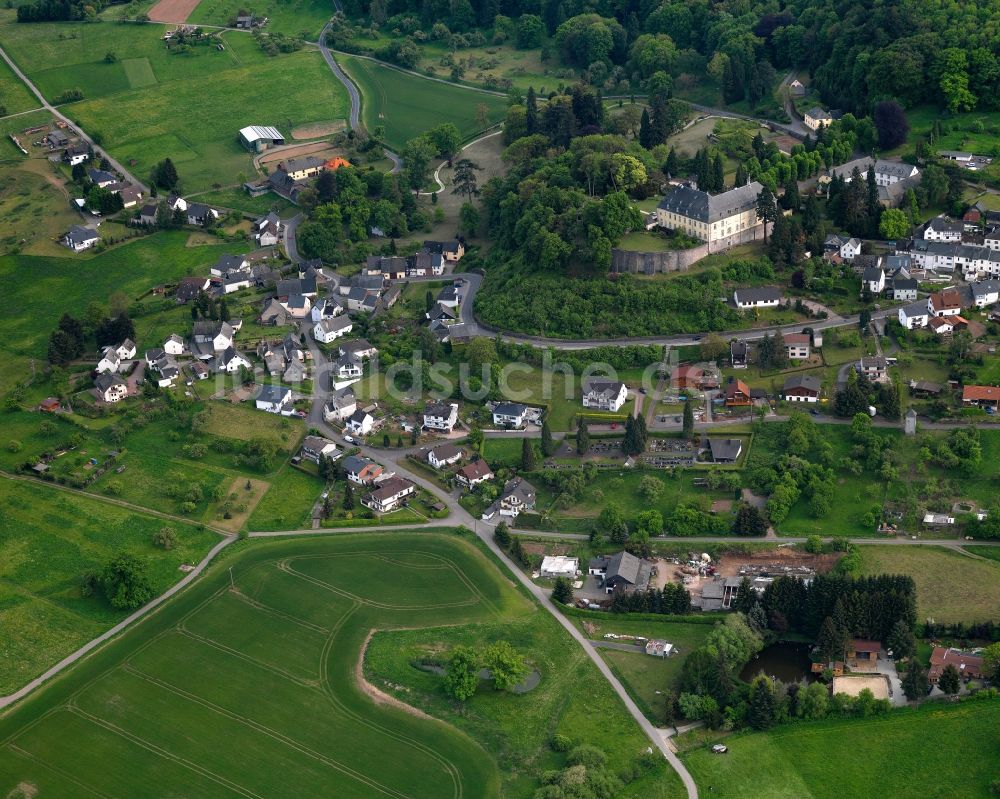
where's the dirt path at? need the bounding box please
[355,629,434,721]
[148,0,201,23]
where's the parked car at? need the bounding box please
[344,435,356,444]
[711,744,728,754]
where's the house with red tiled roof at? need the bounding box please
[962,384,1000,409]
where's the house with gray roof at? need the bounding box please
[782,374,822,402]
[733,286,782,309]
[588,551,652,594]
[582,379,628,412]
[707,437,743,462]
[63,226,100,252]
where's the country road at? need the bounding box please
[0,43,149,194]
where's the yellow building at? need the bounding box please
[656,181,766,253]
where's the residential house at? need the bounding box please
[332,352,364,383]
[656,181,768,253]
[94,372,128,403]
[46,129,69,149]
[803,106,832,130]
[62,143,89,166]
[581,379,628,412]
[928,647,983,682]
[423,239,465,262]
[898,301,930,330]
[588,551,652,594]
[276,156,324,181]
[423,402,459,432]
[345,409,375,436]
[254,384,292,413]
[114,339,136,360]
[783,374,822,403]
[254,211,282,247]
[784,333,811,360]
[730,340,749,368]
[192,320,234,358]
[276,277,318,299]
[221,272,252,294]
[138,203,158,226]
[310,297,343,323]
[87,168,116,188]
[455,459,493,488]
[493,402,528,428]
[345,286,374,312]
[426,302,458,325]
[788,78,805,96]
[116,185,142,208]
[211,254,248,277]
[284,294,312,319]
[185,203,219,227]
[362,476,416,513]
[259,298,291,327]
[436,284,462,308]
[962,385,1000,410]
[145,348,179,387]
[733,287,782,309]
[238,125,285,152]
[724,377,752,406]
[539,556,579,579]
[928,289,963,317]
[482,476,536,520]
[862,265,886,294]
[673,363,719,390]
[856,356,889,383]
[889,274,919,301]
[176,276,210,303]
[924,216,964,242]
[164,334,185,356]
[928,316,967,336]
[314,316,354,344]
[825,158,921,206]
[343,455,383,484]
[427,443,463,469]
[215,346,251,373]
[63,226,100,252]
[972,280,1000,308]
[707,438,743,462]
[840,237,862,261]
[96,347,121,374]
[323,389,357,423]
[924,512,955,526]
[300,435,338,463]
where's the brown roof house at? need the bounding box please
[928,647,983,682]
[455,459,494,488]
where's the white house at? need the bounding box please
[784,333,811,359]
[63,226,100,252]
[333,352,364,383]
[972,280,1000,308]
[343,455,383,484]
[314,316,353,344]
[323,390,357,423]
[63,144,90,166]
[215,346,251,373]
[96,347,121,374]
[427,443,463,469]
[455,459,494,488]
[310,298,342,323]
[734,287,782,309]
[113,339,136,360]
[254,384,292,413]
[482,476,536,520]
[803,106,833,130]
[423,402,459,432]
[898,302,930,330]
[493,402,528,428]
[782,374,821,403]
[346,409,375,436]
[924,216,964,242]
[862,266,886,294]
[840,238,862,261]
[928,289,963,317]
[362,476,415,514]
[164,333,186,355]
[300,435,338,463]
[94,372,128,403]
[581,379,627,413]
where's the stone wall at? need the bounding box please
[610,244,710,275]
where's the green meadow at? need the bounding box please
[337,53,508,150]
[0,16,348,191]
[0,52,39,115]
[0,532,678,798]
[188,0,333,38]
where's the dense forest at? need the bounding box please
[338,0,1000,115]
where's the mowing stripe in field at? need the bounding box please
[121,57,157,89]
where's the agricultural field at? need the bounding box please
[859,545,1000,624]
[0,532,679,798]
[683,698,1000,798]
[337,54,508,150]
[0,17,348,191]
[188,0,333,38]
[0,476,219,695]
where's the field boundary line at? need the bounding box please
[174,626,320,688]
[66,703,263,797]
[119,664,413,799]
[227,589,332,633]
[0,534,236,711]
[6,744,111,798]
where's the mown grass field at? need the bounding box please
[0,16,348,191]
[0,532,679,798]
[0,476,218,695]
[0,52,39,115]
[860,545,1000,624]
[337,53,508,150]
[188,0,332,38]
[246,464,322,530]
[683,698,1000,798]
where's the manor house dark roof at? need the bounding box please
[657,181,763,224]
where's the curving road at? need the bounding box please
[0,43,148,193]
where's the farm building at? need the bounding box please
[238,125,285,152]
[539,556,579,579]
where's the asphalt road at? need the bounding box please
[0,43,148,194]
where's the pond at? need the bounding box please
[739,642,815,684]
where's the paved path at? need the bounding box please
[589,640,646,654]
[0,43,148,194]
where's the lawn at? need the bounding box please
[190,186,296,217]
[0,19,348,192]
[337,53,508,150]
[188,0,333,38]
[0,476,219,695]
[0,50,39,115]
[0,532,680,798]
[859,545,1000,624]
[683,698,1000,798]
[246,464,323,530]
